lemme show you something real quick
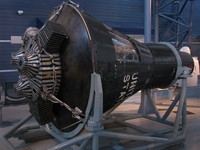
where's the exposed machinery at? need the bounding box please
[11,2,194,135]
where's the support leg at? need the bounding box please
[2,114,33,150]
[181,99,187,135]
[92,134,99,150]
[162,92,181,120]
[172,78,187,138]
[49,133,94,150]
[146,89,161,120]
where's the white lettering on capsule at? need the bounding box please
[118,72,138,102]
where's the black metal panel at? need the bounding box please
[51,4,93,130]
[41,4,179,131]
[144,43,177,88]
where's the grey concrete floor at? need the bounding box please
[0,86,200,150]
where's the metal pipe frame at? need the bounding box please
[158,0,194,48]
[153,0,159,42]
[144,0,152,43]
[48,70,189,150]
[140,0,156,118]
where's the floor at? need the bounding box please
[0,86,200,150]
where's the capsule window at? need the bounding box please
[109,31,139,62]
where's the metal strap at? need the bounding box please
[48,94,85,122]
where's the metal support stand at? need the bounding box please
[3,70,190,150]
[48,70,190,150]
[138,89,157,114]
